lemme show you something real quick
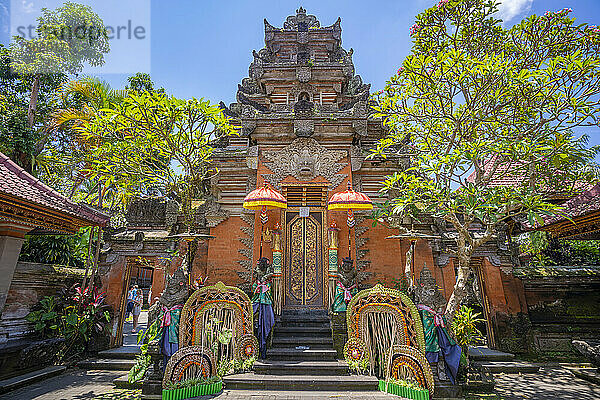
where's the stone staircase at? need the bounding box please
[224,308,380,391]
[469,346,540,374]
[78,345,141,389]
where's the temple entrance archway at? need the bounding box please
[283,209,326,309]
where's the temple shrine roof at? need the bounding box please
[535,182,600,239]
[0,152,109,234]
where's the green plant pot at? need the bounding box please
[163,381,223,400]
[377,381,429,400]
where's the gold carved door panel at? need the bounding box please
[285,211,324,308]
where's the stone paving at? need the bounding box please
[204,390,397,399]
[491,366,600,400]
[0,370,125,400]
[2,365,600,399]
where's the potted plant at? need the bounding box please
[162,376,223,400]
[378,378,430,400]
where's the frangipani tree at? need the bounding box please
[80,92,236,220]
[372,0,600,322]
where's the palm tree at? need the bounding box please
[45,77,126,198]
[48,77,126,134]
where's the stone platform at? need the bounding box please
[224,309,380,393]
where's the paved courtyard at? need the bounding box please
[1,366,599,400]
[492,366,600,400]
[0,370,129,400]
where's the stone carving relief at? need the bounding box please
[352,120,368,136]
[350,145,364,171]
[246,146,259,170]
[262,138,347,189]
[296,66,311,83]
[237,213,255,285]
[197,196,229,228]
[294,119,314,137]
[283,7,320,31]
[354,215,372,283]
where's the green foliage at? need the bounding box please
[126,73,164,95]
[163,376,221,390]
[0,45,65,168]
[372,0,600,318]
[26,284,111,362]
[128,319,161,383]
[519,232,600,266]
[9,2,109,76]
[19,230,90,267]
[386,377,423,390]
[79,91,237,219]
[348,357,370,375]
[451,306,486,354]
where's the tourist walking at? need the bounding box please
[131,284,143,333]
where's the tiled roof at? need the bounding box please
[542,182,600,227]
[466,160,522,187]
[0,152,109,226]
[467,156,591,195]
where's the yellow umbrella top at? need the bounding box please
[243,183,287,210]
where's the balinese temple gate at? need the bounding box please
[211,7,395,311]
[101,8,530,358]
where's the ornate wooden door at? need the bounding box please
[284,210,324,308]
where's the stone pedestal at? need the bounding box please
[330,312,347,359]
[141,340,162,396]
[433,379,463,398]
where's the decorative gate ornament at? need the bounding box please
[163,282,258,387]
[343,284,434,394]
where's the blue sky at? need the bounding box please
[1,0,599,144]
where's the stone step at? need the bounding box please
[223,373,379,391]
[276,321,332,329]
[474,361,539,374]
[254,360,349,376]
[113,373,143,389]
[280,309,329,317]
[279,314,331,323]
[267,348,338,361]
[78,358,135,371]
[468,346,514,362]
[272,336,334,348]
[274,326,331,337]
[98,346,141,360]
[0,365,66,395]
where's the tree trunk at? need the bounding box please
[27,74,40,128]
[444,252,472,325]
[87,184,105,293]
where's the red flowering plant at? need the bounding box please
[27,282,111,362]
[371,0,600,324]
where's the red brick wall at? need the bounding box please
[208,216,248,287]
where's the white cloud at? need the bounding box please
[496,0,533,23]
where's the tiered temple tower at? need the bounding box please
[207,8,400,309]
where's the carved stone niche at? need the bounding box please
[125,197,178,229]
[352,120,368,136]
[294,119,314,137]
[296,66,311,83]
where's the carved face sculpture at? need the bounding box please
[297,149,315,177]
[415,267,446,312]
[160,267,190,307]
[256,257,272,281]
[340,257,354,274]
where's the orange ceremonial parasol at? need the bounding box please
[243,183,287,275]
[328,181,373,258]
